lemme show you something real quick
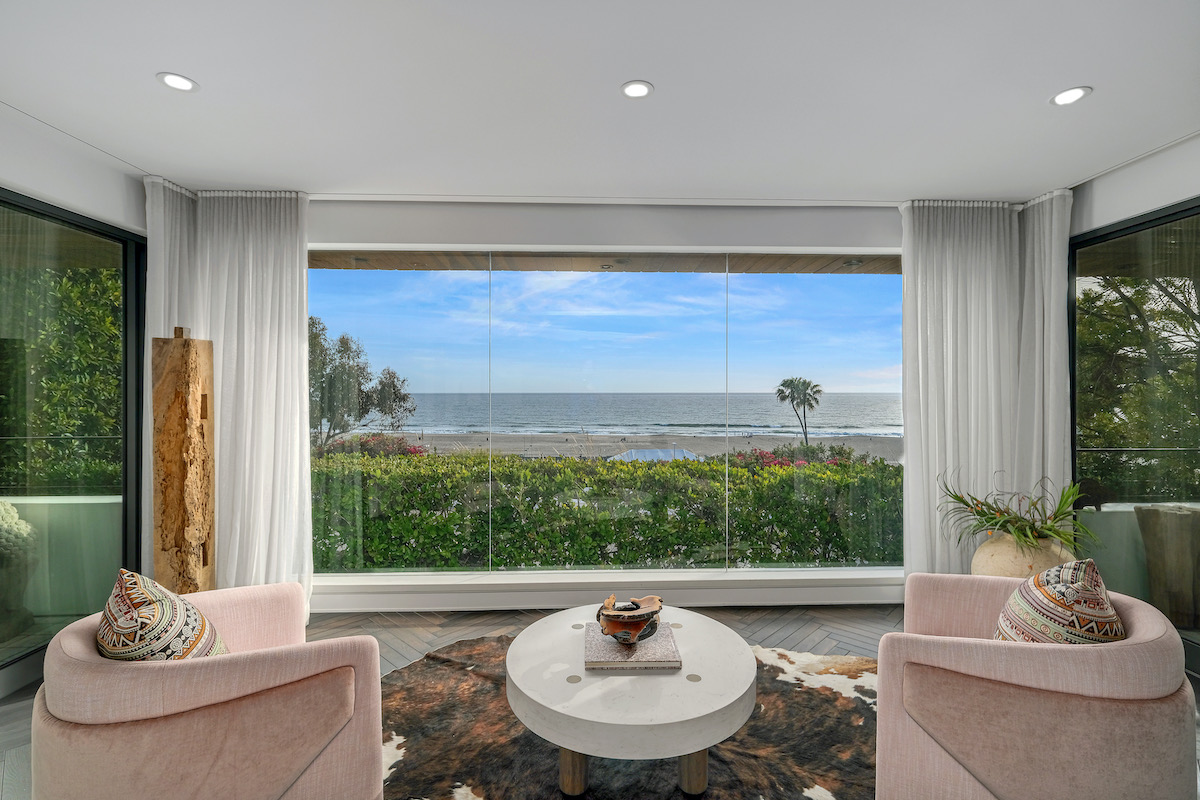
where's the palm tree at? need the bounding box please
[775,377,823,445]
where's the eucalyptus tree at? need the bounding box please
[309,316,415,451]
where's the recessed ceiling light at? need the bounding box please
[842,259,864,268]
[1051,86,1091,106]
[600,264,613,269]
[157,72,198,92]
[622,80,653,99]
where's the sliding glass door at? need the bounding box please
[1073,197,1200,672]
[0,190,142,670]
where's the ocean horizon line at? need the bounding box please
[373,391,903,439]
[410,391,901,395]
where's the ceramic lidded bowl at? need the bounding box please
[596,594,663,644]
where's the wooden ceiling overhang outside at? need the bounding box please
[308,251,902,275]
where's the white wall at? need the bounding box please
[0,104,146,233]
[1071,134,1200,236]
[309,199,903,251]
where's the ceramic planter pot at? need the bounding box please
[970,532,1073,578]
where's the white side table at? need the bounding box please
[505,605,757,795]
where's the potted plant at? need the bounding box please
[0,500,37,641]
[940,478,1099,578]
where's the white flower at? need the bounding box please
[605,543,618,554]
[0,501,35,561]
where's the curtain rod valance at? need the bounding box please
[900,189,1071,214]
[145,176,307,202]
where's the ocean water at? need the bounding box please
[389,393,902,438]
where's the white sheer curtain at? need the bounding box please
[901,190,1073,574]
[143,177,312,597]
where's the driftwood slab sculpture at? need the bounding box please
[596,594,663,643]
[152,327,215,594]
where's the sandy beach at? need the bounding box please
[409,432,903,463]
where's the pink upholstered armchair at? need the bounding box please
[32,582,383,800]
[878,572,1196,800]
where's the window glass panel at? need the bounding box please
[1074,206,1200,661]
[1075,211,1200,502]
[727,272,904,567]
[309,268,489,572]
[0,201,126,667]
[488,266,727,570]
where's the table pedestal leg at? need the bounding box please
[679,748,708,794]
[559,748,588,795]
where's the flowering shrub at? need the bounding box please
[311,446,902,572]
[314,434,426,458]
[734,448,806,468]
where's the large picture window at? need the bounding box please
[308,252,903,573]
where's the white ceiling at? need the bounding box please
[2,1,1198,205]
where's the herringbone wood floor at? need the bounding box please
[2,604,1197,798]
[304,603,906,677]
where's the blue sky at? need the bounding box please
[309,269,902,393]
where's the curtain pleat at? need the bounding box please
[901,192,1072,574]
[144,177,312,598]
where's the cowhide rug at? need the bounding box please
[382,635,876,800]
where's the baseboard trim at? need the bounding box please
[310,566,905,612]
[0,646,44,700]
[1183,634,1200,678]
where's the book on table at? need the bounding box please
[583,621,682,670]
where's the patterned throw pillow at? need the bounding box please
[96,568,227,660]
[995,559,1126,644]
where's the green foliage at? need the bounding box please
[940,478,1098,554]
[28,271,122,438]
[1075,276,1200,501]
[0,262,124,494]
[311,448,903,572]
[309,317,416,450]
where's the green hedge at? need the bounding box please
[312,451,903,572]
[0,440,122,495]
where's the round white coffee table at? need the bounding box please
[505,605,757,795]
